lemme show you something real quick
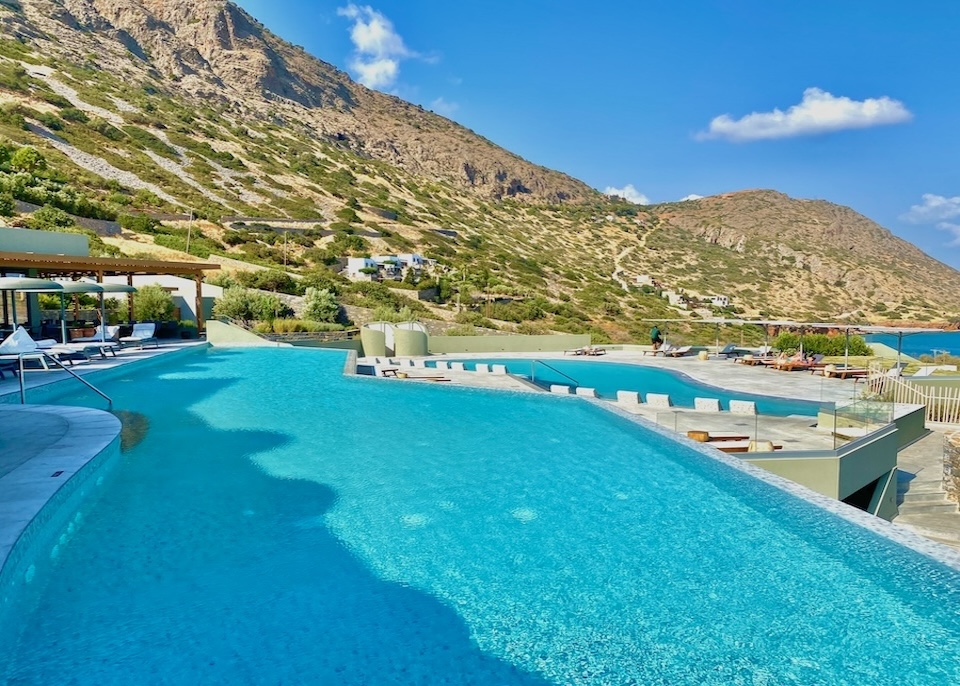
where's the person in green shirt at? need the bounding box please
[650,324,663,350]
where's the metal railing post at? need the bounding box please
[16,352,113,409]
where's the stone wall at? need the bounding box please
[944,432,960,504]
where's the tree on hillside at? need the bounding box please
[9,146,46,174]
[302,287,340,323]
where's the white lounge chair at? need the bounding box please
[71,324,120,343]
[664,345,693,357]
[0,326,76,369]
[120,322,159,349]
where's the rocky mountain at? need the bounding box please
[4,0,590,203]
[0,0,958,339]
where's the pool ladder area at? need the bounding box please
[530,359,579,390]
[13,352,113,410]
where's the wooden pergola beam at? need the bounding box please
[0,251,220,333]
[0,251,220,276]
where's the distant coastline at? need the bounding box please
[865,332,960,357]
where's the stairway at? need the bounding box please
[895,451,960,550]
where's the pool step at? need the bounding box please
[900,501,959,515]
[899,490,955,504]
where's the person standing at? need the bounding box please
[650,324,663,350]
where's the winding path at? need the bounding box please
[612,245,632,291]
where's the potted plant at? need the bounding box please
[179,320,198,339]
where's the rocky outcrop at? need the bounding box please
[17,0,591,202]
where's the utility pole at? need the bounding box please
[283,230,288,267]
[186,209,193,255]
[456,269,466,313]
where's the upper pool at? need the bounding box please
[438,357,824,416]
[2,347,959,684]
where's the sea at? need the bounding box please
[865,332,960,359]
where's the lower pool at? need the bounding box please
[2,347,960,684]
[439,357,823,416]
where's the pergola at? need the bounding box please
[0,251,219,333]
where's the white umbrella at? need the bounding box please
[0,277,63,332]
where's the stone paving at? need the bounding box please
[893,430,960,550]
[0,404,120,570]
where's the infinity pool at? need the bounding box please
[439,357,823,416]
[2,347,960,684]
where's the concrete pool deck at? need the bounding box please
[363,350,865,451]
[399,349,862,405]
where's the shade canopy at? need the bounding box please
[58,282,104,294]
[95,282,138,294]
[0,277,63,291]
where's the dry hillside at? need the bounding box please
[0,0,956,338]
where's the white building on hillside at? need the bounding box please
[345,257,378,280]
[710,295,730,308]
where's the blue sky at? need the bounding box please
[234,1,960,268]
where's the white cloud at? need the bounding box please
[937,222,960,247]
[697,88,912,142]
[337,4,413,89]
[430,97,459,118]
[604,184,649,205]
[901,193,960,224]
[679,194,703,202]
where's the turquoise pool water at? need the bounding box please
[3,347,960,684]
[438,358,823,416]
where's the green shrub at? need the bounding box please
[133,284,176,322]
[443,324,479,336]
[119,213,160,233]
[9,146,46,173]
[59,107,89,124]
[302,287,340,322]
[27,204,74,230]
[454,311,497,329]
[213,287,289,323]
[268,318,345,333]
[772,332,872,356]
[371,305,418,323]
[233,269,301,295]
[0,192,14,216]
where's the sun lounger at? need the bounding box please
[664,345,693,357]
[710,440,784,453]
[735,355,769,366]
[717,343,746,359]
[120,322,159,349]
[564,347,587,355]
[643,344,671,356]
[0,327,77,369]
[686,430,750,442]
[819,366,869,379]
[71,324,120,343]
[584,346,606,356]
[56,341,119,359]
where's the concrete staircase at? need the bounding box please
[894,437,960,550]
